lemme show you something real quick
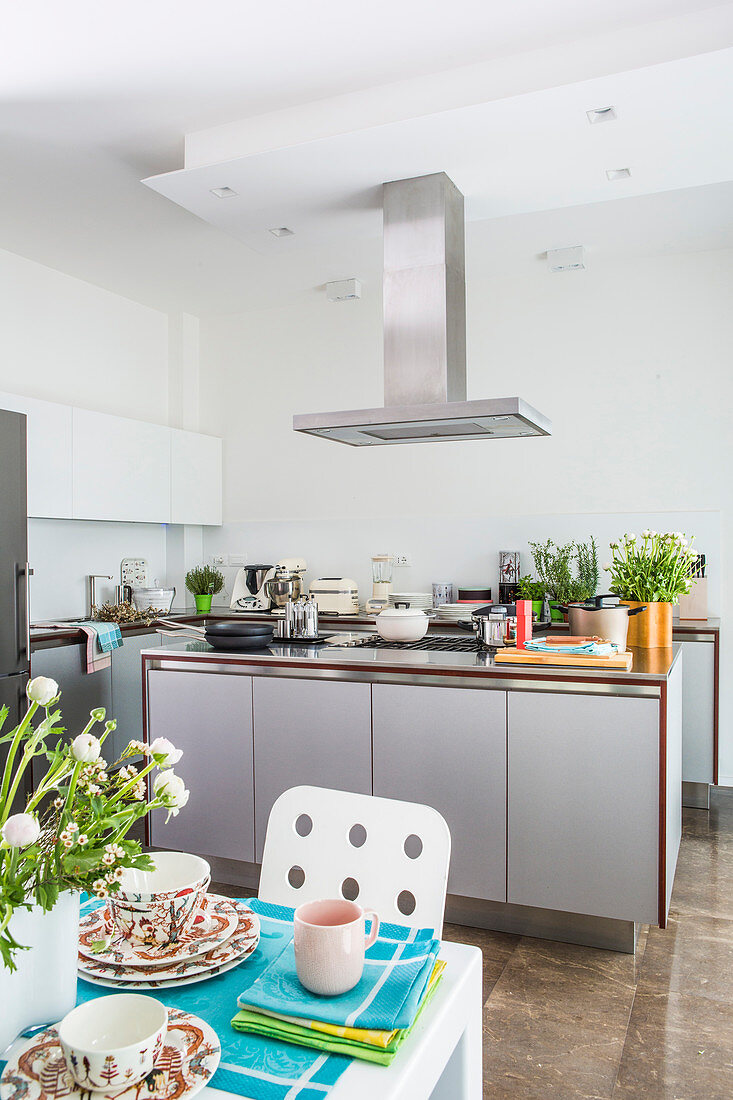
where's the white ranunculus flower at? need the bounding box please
[603,562,611,570]
[71,733,101,763]
[1,812,41,848]
[642,529,651,538]
[26,676,59,706]
[626,533,637,543]
[148,737,183,766]
[154,770,190,815]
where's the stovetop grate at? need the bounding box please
[350,634,481,652]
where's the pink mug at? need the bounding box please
[294,898,380,996]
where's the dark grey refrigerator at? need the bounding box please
[0,409,31,790]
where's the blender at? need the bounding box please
[365,554,393,613]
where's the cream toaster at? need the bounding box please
[308,578,360,615]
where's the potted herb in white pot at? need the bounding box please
[0,677,190,1050]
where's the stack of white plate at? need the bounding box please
[77,893,259,990]
[389,592,433,610]
[436,601,489,620]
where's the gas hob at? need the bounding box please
[330,634,483,652]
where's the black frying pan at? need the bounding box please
[205,631,273,651]
[205,621,274,637]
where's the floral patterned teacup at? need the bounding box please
[110,851,210,945]
[58,994,167,1095]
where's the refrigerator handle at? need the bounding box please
[16,562,33,665]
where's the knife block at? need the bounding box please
[678,578,708,620]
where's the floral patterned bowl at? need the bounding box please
[57,994,167,1094]
[110,851,210,945]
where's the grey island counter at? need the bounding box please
[141,636,682,953]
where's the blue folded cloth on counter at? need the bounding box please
[238,898,440,1032]
[523,639,618,655]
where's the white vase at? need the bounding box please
[0,891,79,1054]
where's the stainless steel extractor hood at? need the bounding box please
[293,172,551,446]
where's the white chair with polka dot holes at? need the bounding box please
[258,785,452,935]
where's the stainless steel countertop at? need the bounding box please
[147,635,682,690]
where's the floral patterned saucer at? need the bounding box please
[78,894,238,967]
[78,898,259,987]
[0,1007,220,1100]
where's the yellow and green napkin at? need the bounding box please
[232,959,445,1065]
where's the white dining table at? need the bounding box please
[203,940,483,1100]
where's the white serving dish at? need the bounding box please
[376,606,429,642]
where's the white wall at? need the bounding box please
[198,247,733,774]
[0,248,169,421]
[0,250,207,618]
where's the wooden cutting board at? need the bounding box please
[495,648,633,671]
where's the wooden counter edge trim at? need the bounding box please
[142,650,151,849]
[658,679,668,930]
[139,650,675,690]
[713,630,720,786]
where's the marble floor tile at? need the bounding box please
[442,921,520,1002]
[637,913,733,1004]
[481,937,640,1099]
[612,990,733,1099]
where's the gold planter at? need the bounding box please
[621,601,673,648]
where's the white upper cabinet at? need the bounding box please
[72,408,171,523]
[170,429,222,526]
[0,392,73,519]
[1,392,222,525]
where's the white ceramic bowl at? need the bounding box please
[111,851,210,945]
[58,994,167,1094]
[376,607,429,642]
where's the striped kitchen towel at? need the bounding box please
[237,898,441,1032]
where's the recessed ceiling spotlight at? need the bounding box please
[210,186,238,198]
[606,167,632,181]
[269,227,294,237]
[587,106,617,124]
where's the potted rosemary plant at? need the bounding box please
[185,564,225,613]
[606,531,696,647]
[0,676,190,1048]
[528,538,599,621]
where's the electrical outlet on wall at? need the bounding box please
[210,553,228,567]
[393,554,412,567]
[230,554,247,567]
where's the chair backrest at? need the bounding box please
[259,786,451,935]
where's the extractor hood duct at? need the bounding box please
[293,172,551,445]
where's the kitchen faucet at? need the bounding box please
[88,574,112,618]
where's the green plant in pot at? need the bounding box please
[516,576,546,621]
[185,565,225,612]
[606,530,696,648]
[528,538,599,621]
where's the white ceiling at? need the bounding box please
[1,0,732,314]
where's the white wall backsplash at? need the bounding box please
[28,519,169,621]
[203,510,719,615]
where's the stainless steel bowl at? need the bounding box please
[266,572,303,608]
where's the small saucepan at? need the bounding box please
[557,596,647,650]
